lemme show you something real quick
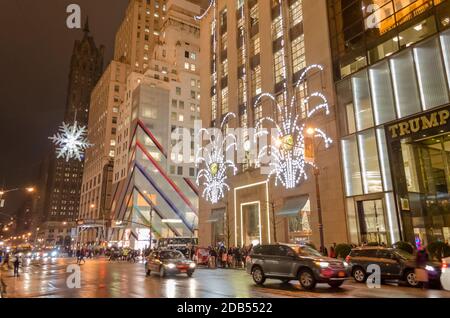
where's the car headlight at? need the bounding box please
[426,265,435,272]
[51,251,57,257]
[315,261,330,268]
[27,253,32,257]
[343,261,349,267]
[166,263,176,269]
[43,253,48,257]
[189,263,196,269]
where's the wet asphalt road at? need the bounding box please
[1,258,449,298]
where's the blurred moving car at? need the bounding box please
[145,249,196,278]
[346,247,442,287]
[246,244,349,290]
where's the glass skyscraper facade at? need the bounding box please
[328,0,450,246]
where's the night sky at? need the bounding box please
[0,0,128,213]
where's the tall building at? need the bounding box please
[110,0,201,249]
[78,61,129,245]
[114,0,167,73]
[40,22,104,248]
[328,0,450,246]
[198,0,347,249]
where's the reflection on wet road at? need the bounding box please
[2,258,449,298]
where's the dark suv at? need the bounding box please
[246,244,349,290]
[346,247,442,287]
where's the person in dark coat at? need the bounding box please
[13,255,21,277]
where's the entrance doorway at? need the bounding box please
[400,135,450,244]
[241,202,261,246]
[357,199,388,244]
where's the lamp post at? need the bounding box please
[306,127,325,253]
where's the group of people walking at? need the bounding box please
[207,244,251,269]
[1,251,23,277]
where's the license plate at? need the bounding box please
[180,269,187,273]
[338,271,346,277]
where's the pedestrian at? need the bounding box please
[415,247,429,289]
[208,247,217,269]
[234,247,242,268]
[78,250,86,265]
[226,247,232,268]
[3,253,10,270]
[329,246,336,258]
[13,255,21,277]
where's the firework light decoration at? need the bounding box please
[255,0,333,190]
[196,113,238,204]
[195,0,238,204]
[49,121,92,162]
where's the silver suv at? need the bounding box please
[246,244,349,290]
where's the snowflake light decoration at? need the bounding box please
[49,121,92,162]
[255,0,333,190]
[196,113,238,204]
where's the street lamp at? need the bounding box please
[306,127,325,254]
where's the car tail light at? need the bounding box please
[442,260,448,270]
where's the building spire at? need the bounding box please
[83,16,90,35]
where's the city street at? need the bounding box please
[1,258,449,298]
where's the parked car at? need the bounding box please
[145,249,196,278]
[346,247,442,287]
[441,257,450,291]
[246,244,349,290]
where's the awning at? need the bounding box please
[277,195,310,217]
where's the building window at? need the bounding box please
[341,136,363,196]
[249,4,259,26]
[211,94,217,121]
[272,15,283,41]
[251,65,262,96]
[221,33,228,52]
[254,103,263,126]
[251,36,260,56]
[290,0,303,26]
[351,70,374,131]
[292,35,305,74]
[274,49,284,84]
[238,78,247,106]
[358,129,382,194]
[221,87,229,114]
[222,59,228,77]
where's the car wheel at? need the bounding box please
[252,266,266,285]
[159,266,166,278]
[405,270,419,288]
[352,267,367,283]
[187,271,194,278]
[328,281,344,288]
[299,269,317,290]
[146,269,151,277]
